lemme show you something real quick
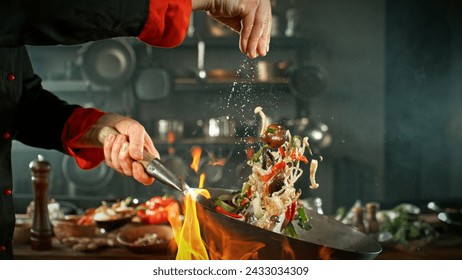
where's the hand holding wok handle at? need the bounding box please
[98,126,188,192]
[97,126,154,168]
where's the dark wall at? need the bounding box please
[384,0,462,207]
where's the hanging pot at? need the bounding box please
[134,67,171,102]
[201,117,237,139]
[78,38,136,87]
[289,62,329,101]
[62,155,114,192]
[284,118,332,150]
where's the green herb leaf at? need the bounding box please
[297,207,309,224]
[283,222,298,238]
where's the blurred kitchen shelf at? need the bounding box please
[178,36,310,49]
[42,78,290,93]
[42,80,106,92]
[173,77,290,92]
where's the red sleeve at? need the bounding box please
[61,107,106,170]
[137,0,192,48]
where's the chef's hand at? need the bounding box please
[192,0,272,58]
[89,113,159,186]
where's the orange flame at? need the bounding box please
[168,189,211,260]
[198,173,206,188]
[190,146,202,173]
[168,187,299,259]
[166,144,298,260]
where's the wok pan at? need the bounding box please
[96,127,381,259]
[194,188,382,260]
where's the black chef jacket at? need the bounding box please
[0,0,191,259]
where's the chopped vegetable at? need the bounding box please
[296,207,312,230]
[136,196,178,225]
[215,206,244,220]
[214,199,236,213]
[212,107,322,235]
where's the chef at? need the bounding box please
[0,0,272,259]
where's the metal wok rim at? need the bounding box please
[193,187,382,259]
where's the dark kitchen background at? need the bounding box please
[12,0,462,216]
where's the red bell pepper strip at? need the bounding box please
[278,147,285,158]
[285,201,297,222]
[215,206,243,219]
[290,148,308,164]
[261,161,286,183]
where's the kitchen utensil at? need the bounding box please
[134,67,171,102]
[52,215,97,242]
[116,224,174,254]
[197,39,207,81]
[257,61,276,82]
[153,119,184,141]
[194,188,382,260]
[437,212,462,233]
[206,69,237,80]
[62,154,114,192]
[428,201,462,227]
[201,117,236,138]
[94,215,134,232]
[284,118,332,150]
[97,127,190,192]
[78,38,136,87]
[289,63,329,101]
[162,154,189,184]
[30,155,53,250]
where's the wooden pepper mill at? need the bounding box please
[29,155,53,250]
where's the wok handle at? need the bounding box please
[98,126,185,192]
[97,126,155,168]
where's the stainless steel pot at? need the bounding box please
[134,67,171,102]
[153,119,184,141]
[284,118,332,150]
[289,63,329,101]
[200,117,236,139]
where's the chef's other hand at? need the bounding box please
[88,113,159,185]
[193,0,272,58]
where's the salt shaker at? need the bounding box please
[29,155,53,250]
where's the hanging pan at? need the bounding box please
[289,62,329,101]
[78,38,136,87]
[134,67,171,102]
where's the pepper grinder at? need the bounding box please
[366,202,380,239]
[29,155,53,250]
[352,206,367,234]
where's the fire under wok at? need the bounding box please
[194,188,382,260]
